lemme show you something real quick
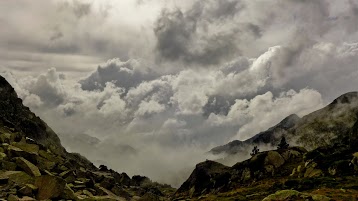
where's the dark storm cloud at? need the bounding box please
[153,1,245,65]
[152,0,331,66]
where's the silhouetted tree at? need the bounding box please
[277,136,289,150]
[250,146,260,156]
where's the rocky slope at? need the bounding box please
[210,92,358,156]
[175,119,358,200]
[175,147,308,200]
[291,92,358,149]
[210,114,301,155]
[0,76,174,200]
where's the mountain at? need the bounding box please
[0,76,65,156]
[210,114,301,155]
[0,76,174,200]
[290,91,358,148]
[210,92,358,156]
[175,119,358,200]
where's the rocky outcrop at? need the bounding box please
[290,119,358,180]
[175,147,307,199]
[0,129,173,200]
[175,161,232,197]
[0,76,64,155]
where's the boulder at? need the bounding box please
[59,170,77,183]
[83,189,94,197]
[264,165,275,176]
[95,184,120,198]
[15,157,41,177]
[264,151,285,168]
[12,141,39,155]
[111,186,131,200]
[113,172,131,186]
[18,184,38,196]
[0,133,11,143]
[7,145,24,156]
[304,167,323,178]
[7,145,36,163]
[0,152,7,160]
[1,160,17,171]
[34,175,66,200]
[8,194,20,201]
[38,150,59,162]
[2,171,34,186]
[175,160,232,197]
[18,196,36,201]
[304,162,323,178]
[281,149,302,161]
[61,184,78,200]
[35,156,56,171]
[99,176,115,189]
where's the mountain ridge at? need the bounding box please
[210,114,301,155]
[210,91,358,156]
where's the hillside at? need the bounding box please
[0,76,175,200]
[292,92,358,148]
[210,92,358,156]
[175,119,358,200]
[210,114,301,156]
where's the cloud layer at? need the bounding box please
[1,0,358,186]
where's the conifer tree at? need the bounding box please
[250,146,260,156]
[277,136,289,150]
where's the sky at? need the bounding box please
[1,0,358,187]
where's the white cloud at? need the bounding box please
[135,100,165,117]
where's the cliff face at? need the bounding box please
[0,76,174,200]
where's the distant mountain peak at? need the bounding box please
[210,91,358,157]
[210,114,301,155]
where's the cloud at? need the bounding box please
[135,100,166,117]
[153,2,241,65]
[207,89,324,141]
[80,58,158,91]
[0,0,161,73]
